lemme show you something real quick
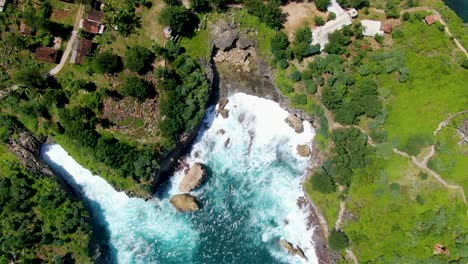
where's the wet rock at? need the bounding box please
[217,129,226,135]
[179,163,206,193]
[218,98,229,110]
[224,138,231,148]
[297,145,311,157]
[285,114,303,133]
[279,240,307,260]
[218,109,229,119]
[170,193,200,212]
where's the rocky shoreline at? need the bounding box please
[208,19,332,263]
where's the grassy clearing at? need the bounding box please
[380,18,468,154]
[180,28,210,60]
[304,179,340,229]
[429,113,468,190]
[50,0,80,26]
[345,152,467,262]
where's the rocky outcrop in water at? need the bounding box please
[218,109,229,119]
[279,239,307,260]
[170,193,200,212]
[297,145,311,157]
[285,114,304,133]
[179,163,206,193]
[218,98,229,110]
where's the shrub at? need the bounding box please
[327,12,336,21]
[375,34,384,44]
[402,12,410,21]
[304,79,317,94]
[462,59,468,69]
[120,76,149,101]
[290,93,307,105]
[124,46,152,73]
[158,5,198,36]
[315,0,331,11]
[91,50,122,74]
[290,70,302,82]
[329,230,350,251]
[314,16,325,26]
[278,59,289,69]
[311,171,336,193]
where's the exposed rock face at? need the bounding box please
[170,193,200,212]
[285,114,304,133]
[217,129,226,135]
[457,119,468,144]
[179,163,206,193]
[218,98,229,110]
[218,109,229,119]
[279,240,307,260]
[210,20,239,51]
[237,34,255,49]
[214,48,252,72]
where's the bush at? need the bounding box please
[245,0,286,29]
[158,5,198,36]
[375,34,384,44]
[314,16,325,26]
[278,59,289,69]
[462,59,468,69]
[290,93,307,105]
[119,76,149,101]
[329,230,350,251]
[290,70,302,82]
[304,79,317,94]
[315,0,331,11]
[311,171,336,193]
[327,12,336,21]
[91,50,122,74]
[402,12,410,21]
[124,46,152,73]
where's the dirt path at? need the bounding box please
[434,109,468,135]
[46,4,84,77]
[346,249,359,264]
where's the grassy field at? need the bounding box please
[345,152,467,262]
[429,113,468,190]
[380,18,468,155]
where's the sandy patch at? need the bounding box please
[281,2,325,41]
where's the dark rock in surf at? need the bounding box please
[285,114,303,133]
[297,145,311,157]
[218,109,229,119]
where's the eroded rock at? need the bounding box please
[218,98,229,110]
[279,240,307,260]
[285,114,303,133]
[210,20,239,51]
[170,193,200,212]
[217,129,226,135]
[297,145,311,157]
[218,109,229,119]
[236,34,255,49]
[179,163,206,193]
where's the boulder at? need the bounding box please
[179,163,206,193]
[217,129,226,135]
[210,20,239,51]
[219,109,229,119]
[170,193,199,212]
[279,240,307,260]
[297,145,311,157]
[218,98,229,110]
[224,138,231,148]
[236,34,255,49]
[285,114,303,133]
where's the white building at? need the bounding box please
[0,0,6,12]
[312,0,357,51]
[361,19,384,37]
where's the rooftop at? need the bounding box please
[424,15,437,25]
[87,10,103,22]
[361,19,384,37]
[35,47,59,63]
[80,19,104,34]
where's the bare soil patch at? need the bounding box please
[281,2,323,40]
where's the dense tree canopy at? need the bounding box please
[91,50,122,74]
[124,46,153,73]
[245,0,286,29]
[158,6,198,36]
[119,76,150,101]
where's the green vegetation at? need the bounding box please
[245,0,286,29]
[329,230,350,251]
[119,76,151,101]
[158,5,198,36]
[0,117,92,263]
[123,45,153,73]
[91,50,122,74]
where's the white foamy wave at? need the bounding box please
[41,144,199,264]
[171,93,318,263]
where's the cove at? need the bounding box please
[41,93,318,264]
[444,0,468,22]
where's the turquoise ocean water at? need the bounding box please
[42,93,318,264]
